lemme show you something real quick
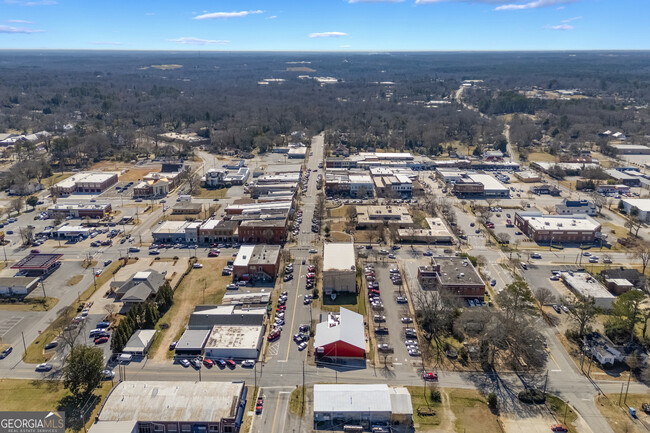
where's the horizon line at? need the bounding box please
[1,48,650,53]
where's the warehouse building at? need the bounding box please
[610,144,650,155]
[188,305,267,329]
[322,243,357,294]
[555,199,597,217]
[620,199,650,223]
[0,277,40,297]
[313,384,413,431]
[515,212,602,244]
[560,271,615,309]
[315,308,366,359]
[203,325,264,360]
[174,329,211,357]
[52,171,119,196]
[89,381,247,433]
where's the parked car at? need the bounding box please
[179,359,190,368]
[422,372,438,381]
[552,304,562,314]
[102,369,115,379]
[44,341,58,350]
[169,341,177,350]
[401,317,413,324]
[225,359,236,368]
[190,358,202,369]
[0,347,12,359]
[256,397,264,414]
[396,296,408,304]
[193,263,203,269]
[203,358,214,368]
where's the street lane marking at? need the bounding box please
[271,392,290,433]
[546,348,561,371]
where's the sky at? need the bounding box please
[0,0,647,51]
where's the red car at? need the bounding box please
[225,359,236,368]
[551,425,568,432]
[94,336,109,345]
[307,265,316,272]
[31,249,40,254]
[255,397,264,414]
[268,329,281,341]
[208,251,219,257]
[203,359,214,367]
[422,372,438,381]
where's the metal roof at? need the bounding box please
[176,329,211,351]
[11,253,63,270]
[323,243,356,272]
[123,330,156,352]
[314,384,392,413]
[314,307,365,351]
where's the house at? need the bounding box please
[583,332,625,365]
[201,169,228,187]
[314,308,366,359]
[122,329,156,356]
[555,199,597,217]
[111,270,166,303]
[322,243,356,294]
[483,150,504,161]
[600,268,646,295]
[8,181,43,196]
[417,256,485,299]
[232,245,280,282]
[313,384,413,431]
[89,381,247,433]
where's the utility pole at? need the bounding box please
[21,331,27,354]
[40,279,46,298]
[254,362,257,390]
[563,401,569,424]
[619,382,624,406]
[542,369,548,397]
[624,370,632,404]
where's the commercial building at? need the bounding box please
[372,174,413,198]
[151,221,196,244]
[174,329,211,357]
[620,199,650,222]
[313,384,413,431]
[198,219,239,244]
[466,173,510,197]
[530,185,562,196]
[356,205,413,229]
[111,270,166,304]
[133,178,169,198]
[238,219,287,244]
[515,212,602,244]
[171,201,203,216]
[315,308,366,359]
[51,172,119,196]
[225,201,293,216]
[89,381,247,433]
[597,184,630,195]
[610,144,650,155]
[47,202,112,219]
[600,268,646,293]
[248,182,298,197]
[555,199,597,217]
[202,169,228,188]
[325,171,374,197]
[417,256,485,299]
[605,169,641,187]
[439,170,509,197]
[514,171,542,183]
[232,245,280,282]
[397,218,453,243]
[55,225,90,240]
[322,243,356,294]
[224,167,250,185]
[122,330,156,356]
[189,305,267,329]
[288,147,307,158]
[203,325,264,360]
[0,277,40,297]
[560,271,615,309]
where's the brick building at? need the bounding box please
[417,256,485,299]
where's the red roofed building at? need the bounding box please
[314,308,366,359]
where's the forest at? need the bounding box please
[1,50,650,172]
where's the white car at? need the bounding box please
[241,359,256,367]
[193,263,203,268]
[35,363,53,372]
[309,249,317,254]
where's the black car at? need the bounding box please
[374,327,389,335]
[44,341,58,350]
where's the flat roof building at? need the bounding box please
[203,325,264,360]
[314,384,413,430]
[560,271,615,309]
[0,277,40,297]
[418,256,485,299]
[356,205,413,229]
[398,217,453,243]
[90,381,246,433]
[620,199,650,223]
[515,211,602,244]
[47,202,112,218]
[555,199,597,217]
[52,172,119,196]
[610,144,650,155]
[323,243,356,294]
[232,244,280,282]
[175,329,211,357]
[189,305,267,328]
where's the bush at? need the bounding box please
[487,393,498,412]
[429,388,441,403]
[458,347,469,362]
[518,388,545,404]
[312,288,319,299]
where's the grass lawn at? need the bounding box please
[602,222,630,239]
[0,297,58,312]
[546,394,579,433]
[527,152,557,162]
[411,209,431,229]
[0,379,113,433]
[79,261,123,302]
[149,258,230,360]
[192,187,228,199]
[289,386,305,417]
[320,289,366,316]
[597,393,648,433]
[66,275,83,286]
[41,172,73,188]
[406,385,443,427]
[329,231,352,242]
[448,388,501,433]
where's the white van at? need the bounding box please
[118,353,133,363]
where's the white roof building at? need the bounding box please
[560,272,615,309]
[314,308,366,357]
[620,199,650,222]
[323,243,356,294]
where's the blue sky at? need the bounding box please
[0,0,647,50]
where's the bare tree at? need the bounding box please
[10,197,23,215]
[567,295,600,338]
[534,287,556,306]
[19,225,35,246]
[413,290,459,366]
[495,232,510,244]
[627,244,650,275]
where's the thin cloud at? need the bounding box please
[340,45,352,48]
[90,41,124,46]
[415,0,578,9]
[562,16,582,23]
[194,10,262,20]
[4,0,56,5]
[495,0,577,11]
[145,12,155,16]
[6,19,34,23]
[168,37,230,45]
[0,24,43,33]
[266,15,277,19]
[544,23,573,30]
[309,32,348,38]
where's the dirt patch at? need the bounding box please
[150,258,231,360]
[596,394,649,433]
[329,231,352,242]
[448,389,501,433]
[501,413,556,433]
[66,275,83,286]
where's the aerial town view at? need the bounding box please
[0,1,650,433]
